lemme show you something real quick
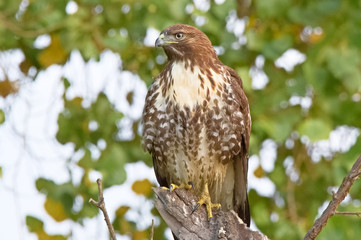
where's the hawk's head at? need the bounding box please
[155,24,217,62]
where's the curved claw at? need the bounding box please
[192,183,221,219]
[169,183,178,192]
[167,182,193,193]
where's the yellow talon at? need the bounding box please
[195,183,221,219]
[166,182,193,192]
[165,182,220,218]
[170,183,179,192]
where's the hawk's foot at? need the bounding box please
[163,182,193,192]
[193,183,221,219]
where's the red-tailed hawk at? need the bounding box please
[142,24,251,227]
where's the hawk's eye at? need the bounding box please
[175,33,184,39]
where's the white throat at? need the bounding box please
[167,61,223,107]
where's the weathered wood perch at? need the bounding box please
[153,187,270,240]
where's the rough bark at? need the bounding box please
[153,187,269,240]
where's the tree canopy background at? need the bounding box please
[1,0,361,239]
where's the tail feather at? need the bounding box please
[236,194,250,227]
[234,152,250,227]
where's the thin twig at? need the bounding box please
[334,211,361,217]
[350,171,361,179]
[303,154,361,240]
[150,219,154,240]
[89,178,117,240]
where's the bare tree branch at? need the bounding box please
[89,178,117,240]
[303,154,361,240]
[334,211,361,217]
[153,187,269,240]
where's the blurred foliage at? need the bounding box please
[26,216,67,240]
[132,179,153,198]
[0,109,4,124]
[1,0,361,239]
[0,78,19,97]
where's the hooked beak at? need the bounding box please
[155,33,165,47]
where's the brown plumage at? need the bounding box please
[142,24,251,226]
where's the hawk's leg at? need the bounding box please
[162,182,193,192]
[193,183,221,219]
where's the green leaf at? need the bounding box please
[325,47,361,93]
[56,96,88,149]
[26,215,44,233]
[35,178,77,220]
[36,178,57,194]
[62,77,71,90]
[38,35,68,67]
[44,197,68,222]
[0,109,5,124]
[297,118,332,141]
[131,179,152,197]
[133,230,148,240]
[77,148,93,169]
[116,205,130,217]
[56,93,123,150]
[113,205,133,234]
[26,215,67,240]
[263,35,294,60]
[95,144,127,187]
[236,67,252,92]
